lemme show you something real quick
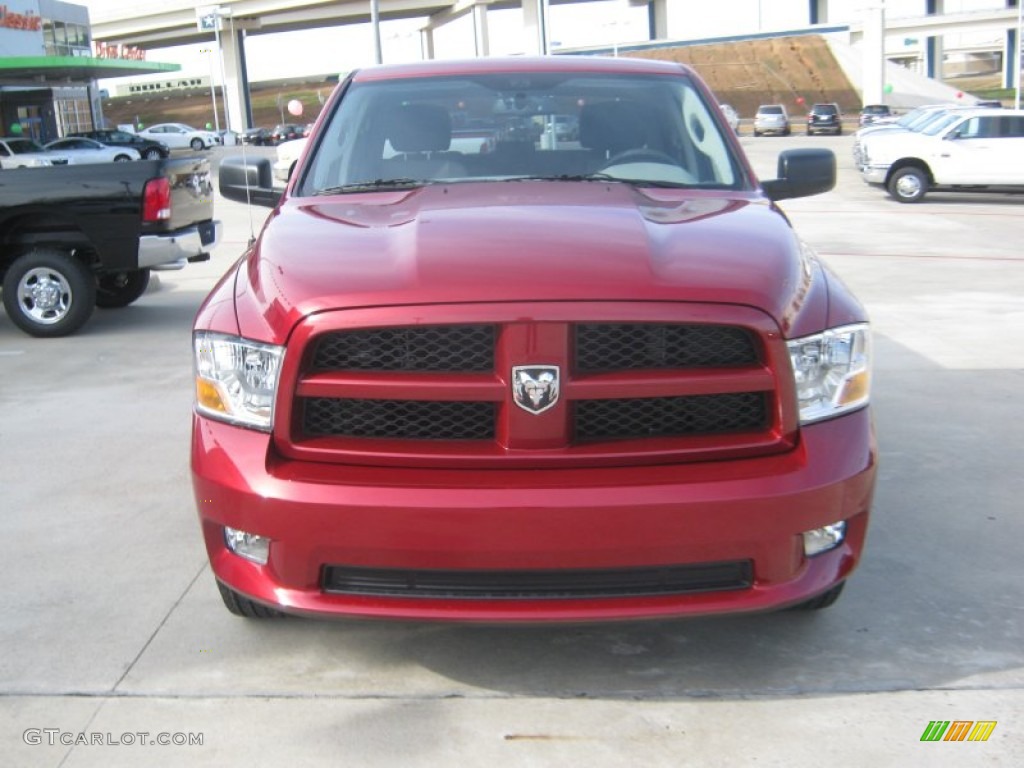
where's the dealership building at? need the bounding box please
[0,0,177,142]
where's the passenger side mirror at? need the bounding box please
[219,156,282,208]
[761,148,836,201]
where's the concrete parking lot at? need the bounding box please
[1,136,1021,766]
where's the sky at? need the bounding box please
[82,0,1014,88]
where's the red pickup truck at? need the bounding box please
[196,56,876,621]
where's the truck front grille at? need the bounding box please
[280,308,790,467]
[304,398,495,440]
[321,561,754,599]
[312,325,494,372]
[576,393,767,441]
[575,323,757,371]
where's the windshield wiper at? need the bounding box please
[506,173,619,183]
[313,178,430,195]
[506,173,694,189]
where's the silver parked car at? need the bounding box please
[753,104,791,136]
[44,137,140,164]
[719,104,740,134]
[0,137,54,168]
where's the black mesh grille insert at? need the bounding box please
[575,323,758,372]
[322,561,753,599]
[311,325,495,372]
[575,393,767,441]
[303,398,495,440]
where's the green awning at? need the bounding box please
[0,56,180,85]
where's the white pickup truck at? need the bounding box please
[860,108,1024,202]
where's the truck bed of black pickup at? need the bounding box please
[0,157,220,337]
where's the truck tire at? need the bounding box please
[190,138,204,151]
[789,581,845,611]
[96,269,151,309]
[2,249,96,337]
[887,166,928,203]
[217,582,285,618]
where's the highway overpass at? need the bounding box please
[90,0,1022,131]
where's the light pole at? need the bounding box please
[213,8,232,131]
[197,6,233,131]
[199,47,221,133]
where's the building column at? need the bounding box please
[644,0,668,40]
[219,24,249,132]
[522,0,549,55]
[473,4,490,56]
[862,4,885,105]
[809,0,827,25]
[420,27,435,60]
[1005,24,1020,90]
[925,0,944,81]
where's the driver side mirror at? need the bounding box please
[761,148,835,201]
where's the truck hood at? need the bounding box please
[238,182,822,342]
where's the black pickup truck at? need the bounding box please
[0,157,220,337]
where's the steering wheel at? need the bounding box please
[600,148,680,170]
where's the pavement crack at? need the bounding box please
[110,560,209,694]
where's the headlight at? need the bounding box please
[194,332,284,430]
[787,323,871,425]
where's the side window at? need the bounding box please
[995,116,1024,138]
[953,117,982,139]
[679,88,735,185]
[975,117,996,139]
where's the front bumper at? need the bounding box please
[754,123,789,134]
[860,165,890,185]
[192,409,876,622]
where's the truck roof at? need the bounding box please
[351,55,694,82]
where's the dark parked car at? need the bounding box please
[270,123,304,145]
[858,104,893,127]
[241,127,271,145]
[69,129,169,159]
[806,103,843,135]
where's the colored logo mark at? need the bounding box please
[920,721,997,742]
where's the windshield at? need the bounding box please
[298,71,743,195]
[921,112,966,136]
[9,139,45,154]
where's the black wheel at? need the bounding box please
[1,248,96,337]
[790,581,845,611]
[143,148,163,160]
[217,582,285,619]
[114,154,132,162]
[783,126,791,136]
[190,137,204,151]
[887,166,928,203]
[95,269,151,309]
